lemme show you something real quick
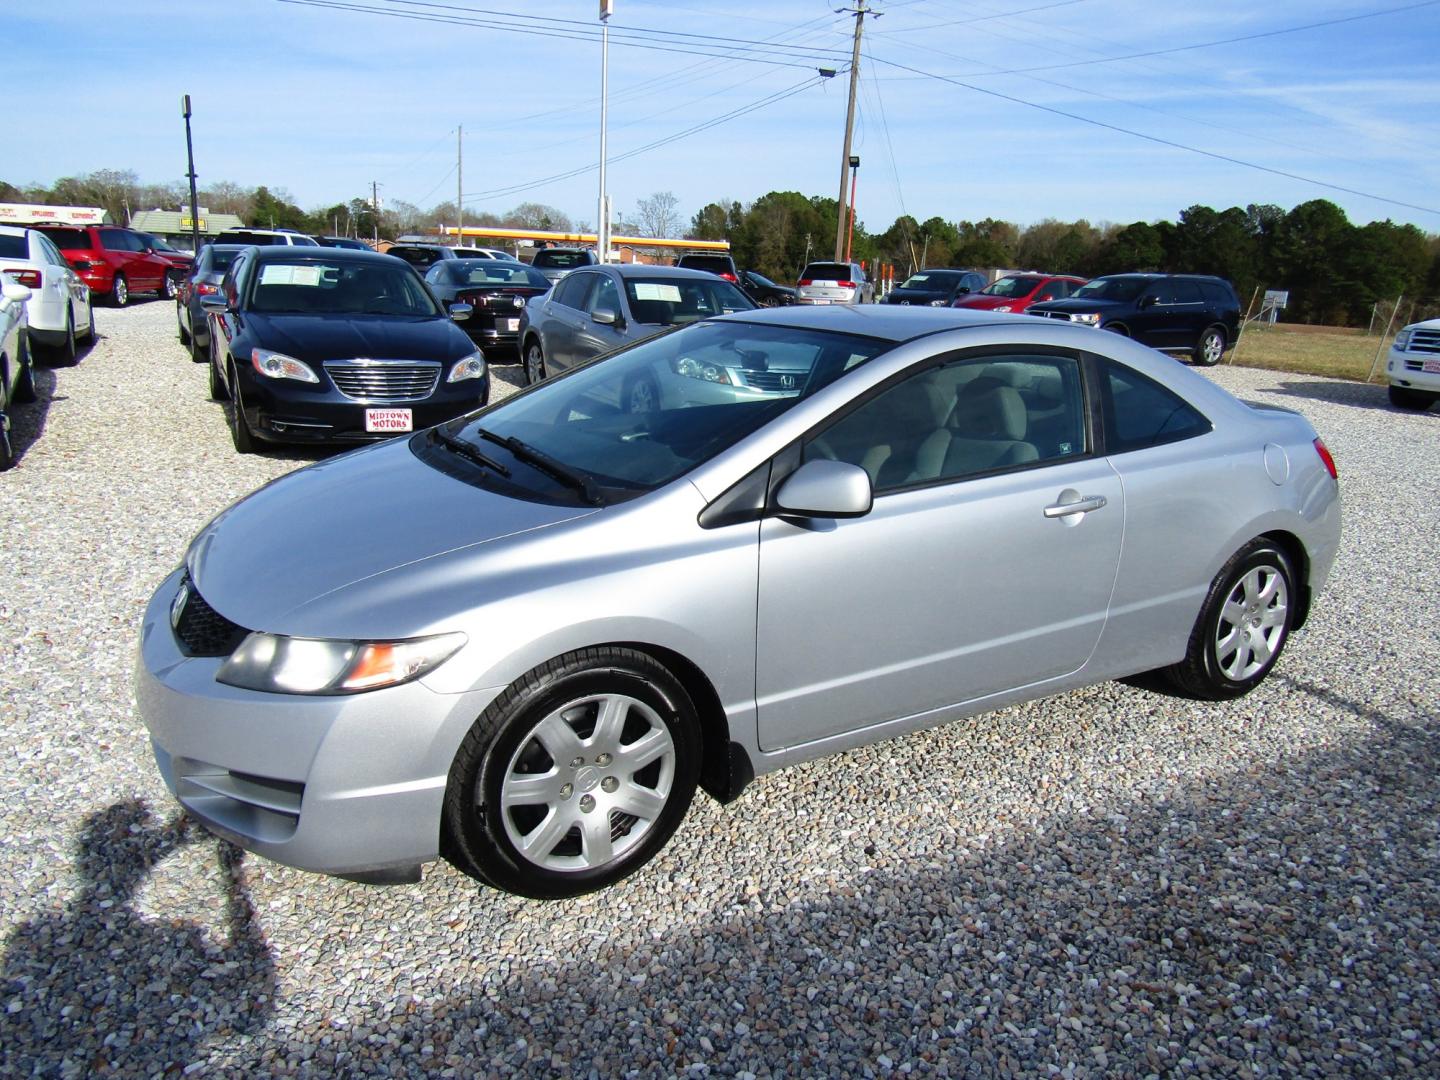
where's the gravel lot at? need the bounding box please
[1,299,1437,1078]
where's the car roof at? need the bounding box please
[592,264,733,281]
[0,225,33,238]
[247,246,401,265]
[715,303,1015,342]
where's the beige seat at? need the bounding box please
[909,377,1038,482]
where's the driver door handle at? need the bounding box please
[1043,495,1107,518]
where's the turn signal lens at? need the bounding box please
[447,351,487,383]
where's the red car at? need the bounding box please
[34,224,173,307]
[952,273,1087,314]
[136,233,195,299]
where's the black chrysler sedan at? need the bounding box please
[423,259,551,357]
[201,247,488,453]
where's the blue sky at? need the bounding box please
[10,1,1440,235]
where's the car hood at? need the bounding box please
[1027,297,1127,314]
[884,287,951,303]
[186,436,595,632]
[953,294,1028,310]
[244,312,474,362]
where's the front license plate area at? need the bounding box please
[502,318,520,332]
[365,408,413,433]
[1422,359,1440,374]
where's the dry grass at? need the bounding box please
[1228,323,1390,382]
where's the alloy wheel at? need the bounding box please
[1214,566,1288,681]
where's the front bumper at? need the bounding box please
[239,372,490,446]
[134,568,503,878]
[1387,347,1440,392]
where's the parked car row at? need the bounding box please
[0,225,96,363]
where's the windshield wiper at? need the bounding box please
[430,427,511,477]
[473,427,601,505]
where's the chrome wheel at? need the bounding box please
[499,692,676,873]
[1195,328,1225,366]
[112,275,128,307]
[524,341,545,385]
[1214,566,1288,681]
[624,375,659,414]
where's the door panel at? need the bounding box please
[756,454,1124,750]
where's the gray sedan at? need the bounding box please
[136,306,1340,899]
[518,263,754,402]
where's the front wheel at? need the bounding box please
[1163,540,1296,700]
[523,340,546,386]
[111,274,129,308]
[1193,326,1226,366]
[1388,385,1436,411]
[228,364,255,453]
[443,647,700,899]
[164,273,180,300]
[177,302,190,345]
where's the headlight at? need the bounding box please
[216,631,466,695]
[251,348,319,383]
[1073,313,1101,326]
[447,351,487,383]
[673,356,731,384]
[993,305,1013,313]
[1393,329,1411,351]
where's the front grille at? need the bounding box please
[1028,310,1072,321]
[173,575,249,657]
[174,758,304,843]
[1407,329,1440,354]
[740,370,804,392]
[323,359,441,402]
[459,289,540,310]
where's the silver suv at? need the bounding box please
[796,260,873,305]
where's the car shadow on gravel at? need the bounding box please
[4,364,59,468]
[1259,378,1432,415]
[0,800,276,1077]
[133,685,1429,1076]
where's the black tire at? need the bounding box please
[52,310,77,366]
[208,347,229,400]
[523,339,546,386]
[1388,385,1435,411]
[1193,325,1226,366]
[1163,540,1296,701]
[164,273,180,301]
[13,335,36,404]
[443,646,701,899]
[177,302,190,345]
[111,274,129,308]
[228,364,255,453]
[0,412,13,472]
[622,373,660,414]
[1104,323,1130,337]
[82,301,96,341]
[760,297,779,308]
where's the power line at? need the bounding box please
[873,0,1093,34]
[867,53,1440,217]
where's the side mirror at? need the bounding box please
[73,260,93,271]
[957,286,971,295]
[775,459,873,519]
[2,281,33,303]
[1140,294,1159,308]
[592,307,621,326]
[198,294,229,313]
[449,302,473,322]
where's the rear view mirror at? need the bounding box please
[775,459,872,519]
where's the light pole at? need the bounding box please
[845,155,859,262]
[597,0,613,263]
[833,1,870,262]
[181,95,200,253]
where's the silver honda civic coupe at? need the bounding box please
[135,306,1341,899]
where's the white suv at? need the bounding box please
[1386,318,1440,411]
[796,260,873,305]
[212,229,319,247]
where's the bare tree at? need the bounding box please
[506,202,574,232]
[635,191,681,239]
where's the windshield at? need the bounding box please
[533,250,591,269]
[247,259,440,316]
[624,277,753,325]
[899,271,960,290]
[1072,277,1150,302]
[145,235,181,253]
[438,261,550,288]
[440,320,889,501]
[982,275,1043,298]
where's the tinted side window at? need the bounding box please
[1200,282,1234,309]
[805,354,1086,492]
[1102,358,1211,454]
[99,230,130,252]
[587,275,620,315]
[1171,280,1203,304]
[552,271,594,309]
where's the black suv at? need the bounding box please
[1027,273,1240,365]
[675,252,739,284]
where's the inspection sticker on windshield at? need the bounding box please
[365,408,413,433]
[258,264,324,287]
[632,283,682,302]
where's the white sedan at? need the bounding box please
[1,278,37,470]
[0,225,94,364]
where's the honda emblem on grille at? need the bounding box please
[170,580,190,630]
[780,374,795,389]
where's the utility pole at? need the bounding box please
[833,1,871,262]
[371,181,380,246]
[598,0,614,263]
[456,125,463,245]
[181,94,200,254]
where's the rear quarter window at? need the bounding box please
[43,229,93,251]
[0,235,27,258]
[1102,358,1212,453]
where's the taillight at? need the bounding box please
[3,269,41,288]
[797,279,812,287]
[721,272,738,283]
[837,280,856,288]
[1313,437,1337,479]
[195,282,219,295]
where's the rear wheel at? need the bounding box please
[1388,385,1436,410]
[1193,326,1226,366]
[443,647,700,899]
[0,412,13,472]
[52,310,77,366]
[1163,540,1296,700]
[164,273,180,300]
[524,340,546,386]
[14,335,36,404]
[111,274,129,308]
